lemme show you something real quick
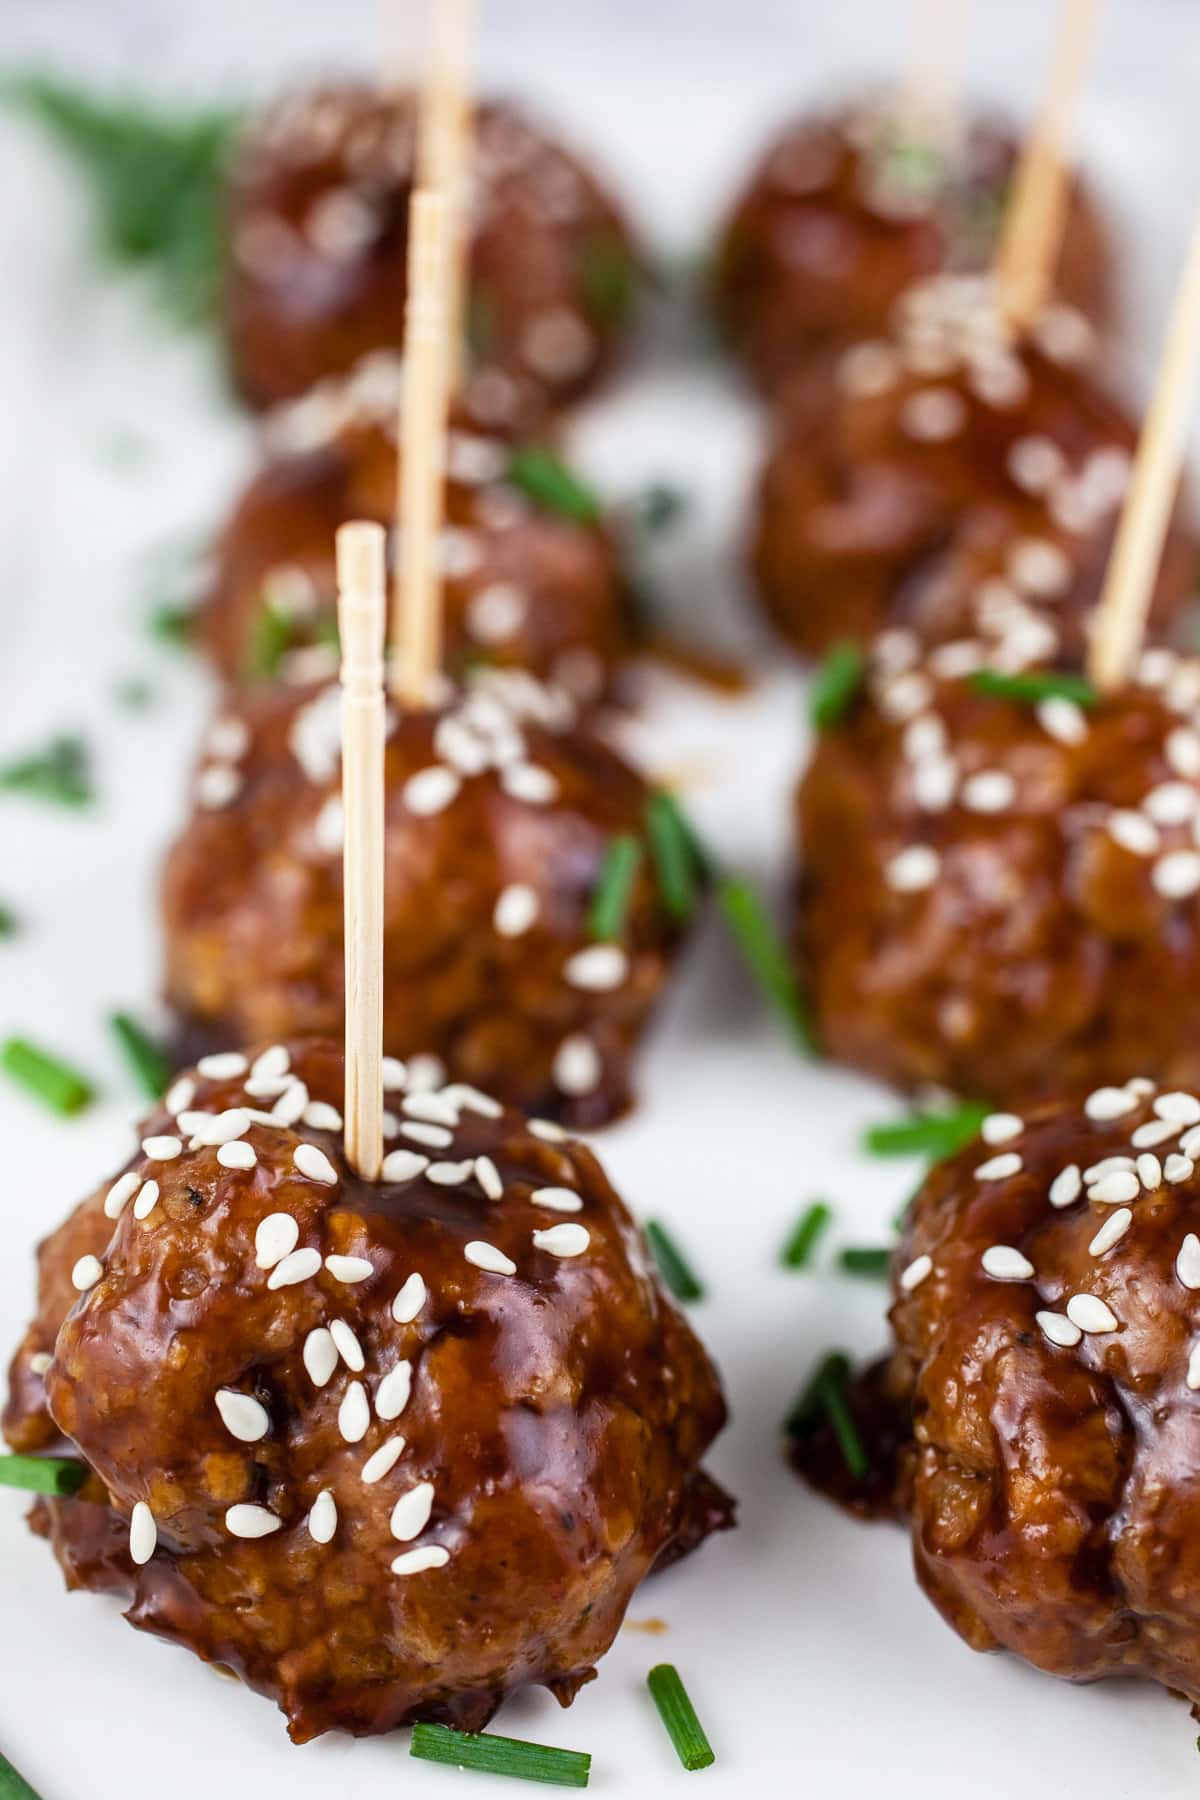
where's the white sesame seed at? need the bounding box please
[218,1141,258,1170]
[363,1438,407,1483]
[1156,1092,1200,1124]
[401,1122,453,1149]
[564,944,630,991]
[267,1247,322,1290]
[142,1135,181,1161]
[1153,850,1200,899]
[303,1327,338,1387]
[529,1118,568,1143]
[403,766,462,816]
[1036,1310,1083,1348]
[1182,1126,1200,1158]
[837,340,900,395]
[382,1149,429,1183]
[553,1035,601,1097]
[307,1489,337,1544]
[1066,1293,1119,1334]
[1049,1164,1082,1208]
[329,1318,364,1371]
[1037,697,1088,745]
[392,1274,427,1324]
[294,1144,338,1185]
[974,1153,1022,1181]
[197,764,242,810]
[1084,1156,1135,1181]
[375,1360,413,1420]
[305,1102,344,1134]
[250,1045,290,1083]
[244,1072,290,1099]
[1006,434,1064,493]
[1166,1154,1196,1183]
[164,1075,196,1115]
[1085,1086,1138,1121]
[530,1186,584,1214]
[885,845,940,892]
[981,1245,1034,1281]
[427,1160,473,1186]
[255,1213,299,1269]
[391,1546,449,1576]
[1167,728,1200,779]
[900,386,966,440]
[1131,1118,1180,1148]
[880,672,933,722]
[132,1180,160,1222]
[493,883,539,938]
[402,1090,460,1126]
[382,1056,408,1090]
[1144,781,1198,826]
[406,1053,447,1092]
[961,770,1016,814]
[225,1504,281,1539]
[325,1254,374,1283]
[465,1240,517,1276]
[272,1080,310,1127]
[1136,1153,1162,1191]
[129,1502,157,1566]
[501,762,560,806]
[1107,810,1160,857]
[104,1171,140,1220]
[1129,1075,1159,1094]
[1089,1209,1133,1256]
[1178,1234,1200,1289]
[1007,538,1072,598]
[981,1113,1023,1146]
[912,755,958,812]
[338,1381,370,1443]
[532,1223,590,1258]
[390,1481,435,1541]
[29,1353,51,1376]
[215,1389,270,1442]
[899,1254,933,1292]
[1188,1343,1200,1391]
[184,1108,252,1146]
[197,1053,248,1080]
[1088,1171,1140,1206]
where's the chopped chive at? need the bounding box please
[0,904,17,939]
[0,1454,86,1497]
[780,1201,832,1269]
[646,1220,704,1302]
[717,877,813,1050]
[864,1100,989,1162]
[784,1351,852,1439]
[0,1748,42,1800]
[837,1246,893,1279]
[809,641,865,731]
[410,1722,590,1788]
[109,1011,170,1099]
[822,1365,870,1480]
[589,834,642,940]
[970,668,1097,708]
[1,1038,94,1115]
[0,734,93,807]
[242,603,293,680]
[645,791,706,921]
[646,1664,715,1772]
[113,675,152,710]
[147,600,195,647]
[506,446,602,524]
[577,229,636,326]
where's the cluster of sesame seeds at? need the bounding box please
[195,713,251,812]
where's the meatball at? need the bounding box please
[198,352,628,702]
[863,1080,1200,1700]
[797,629,1200,1099]
[225,85,638,419]
[712,99,1114,394]
[752,273,1196,659]
[2,1039,732,1741]
[163,669,695,1128]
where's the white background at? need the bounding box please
[2,3,1200,1796]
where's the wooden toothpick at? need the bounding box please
[417,0,475,393]
[897,0,970,157]
[995,0,1101,333]
[338,520,387,1180]
[1087,214,1200,692]
[393,188,452,706]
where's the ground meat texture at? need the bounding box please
[711,99,1114,395]
[750,272,1196,659]
[797,633,1200,1099]
[162,671,691,1129]
[198,354,628,702]
[225,85,638,420]
[2,1040,732,1741]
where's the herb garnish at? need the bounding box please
[410,1722,591,1788]
[1,1039,95,1115]
[588,835,642,940]
[809,641,866,731]
[646,1664,715,1772]
[0,1454,87,1498]
[970,669,1097,707]
[109,1012,171,1099]
[864,1100,990,1161]
[645,791,707,921]
[717,877,813,1049]
[506,446,602,524]
[780,1201,833,1269]
[646,1220,704,1303]
[0,736,93,807]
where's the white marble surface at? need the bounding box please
[2,4,1200,1798]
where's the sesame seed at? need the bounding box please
[1181,1125,1200,1158]
[1153,850,1200,899]
[197,764,242,810]
[900,386,966,440]
[465,1240,517,1276]
[1136,1153,1162,1191]
[1088,1171,1140,1206]
[1006,434,1064,494]
[197,1053,248,1080]
[1085,1087,1138,1121]
[465,581,528,644]
[105,1170,140,1220]
[250,1045,290,1083]
[1144,781,1197,826]
[1131,1118,1180,1148]
[307,1489,337,1544]
[501,762,559,805]
[382,1056,408,1090]
[1178,1234,1200,1289]
[981,1245,1034,1281]
[142,1135,181,1161]
[129,1502,157,1566]
[1006,538,1072,598]
[1036,1310,1082,1348]
[837,340,900,395]
[363,1438,407,1483]
[215,1389,270,1442]
[885,845,940,892]
[272,1080,310,1127]
[981,1113,1023,1146]
[401,1122,453,1149]
[325,1254,374,1283]
[974,1153,1022,1181]
[183,1108,252,1146]
[1084,1156,1135,1181]
[218,1141,257,1170]
[403,766,462,816]
[473,1155,503,1200]
[1089,1209,1133,1256]
[406,1053,447,1092]
[1066,1293,1119,1334]
[382,1149,429,1182]
[961,770,1016,814]
[1037,698,1088,745]
[132,1179,160,1222]
[392,1274,427,1324]
[254,1213,299,1270]
[391,1546,449,1576]
[329,1319,364,1371]
[294,1144,338,1185]
[1156,1091,1200,1124]
[1049,1164,1082,1208]
[1188,1343,1200,1391]
[225,1504,281,1539]
[390,1481,435,1541]
[403,1090,461,1127]
[1166,1154,1196,1183]
[29,1353,51,1376]
[375,1359,413,1420]
[532,1222,590,1258]
[1167,728,1200,779]
[529,1118,568,1143]
[426,1160,473,1186]
[164,1075,196,1114]
[899,1254,932,1292]
[1128,1077,1158,1095]
[303,1327,338,1387]
[493,883,539,938]
[1107,810,1160,857]
[530,1186,583,1214]
[267,1247,322,1289]
[338,1381,370,1443]
[553,1034,601,1097]
[564,944,630,991]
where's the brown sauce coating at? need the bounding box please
[712,100,1114,394]
[798,634,1200,1099]
[225,86,638,419]
[162,672,693,1128]
[198,357,629,700]
[3,1039,732,1741]
[751,273,1196,659]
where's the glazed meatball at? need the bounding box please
[225,85,638,419]
[712,99,1114,394]
[162,670,696,1128]
[752,273,1196,659]
[798,628,1200,1099]
[2,1039,732,1741]
[199,353,628,701]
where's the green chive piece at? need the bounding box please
[242,603,294,680]
[717,877,813,1050]
[822,1365,870,1480]
[588,835,642,940]
[864,1100,989,1162]
[0,1454,86,1498]
[147,601,195,647]
[784,1351,852,1439]
[646,1220,704,1302]
[780,1201,832,1269]
[577,230,636,326]
[410,1722,591,1788]
[645,791,707,921]
[809,641,866,731]
[0,735,93,807]
[646,1664,715,1772]
[970,668,1097,707]
[0,1038,94,1115]
[109,1011,170,1099]
[113,675,152,710]
[837,1246,893,1279]
[0,1748,43,1800]
[506,446,602,524]
[0,905,17,939]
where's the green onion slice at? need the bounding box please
[646,1220,704,1302]
[0,735,93,807]
[0,1455,86,1498]
[837,1246,892,1279]
[410,1722,591,1788]
[970,668,1097,707]
[780,1201,832,1269]
[645,791,707,921]
[0,1747,44,1800]
[1,1038,94,1115]
[864,1100,989,1161]
[0,905,17,939]
[588,835,642,940]
[785,1351,852,1439]
[506,446,602,524]
[809,641,866,730]
[109,1011,170,1099]
[718,877,813,1049]
[242,603,294,680]
[646,1664,715,1772]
